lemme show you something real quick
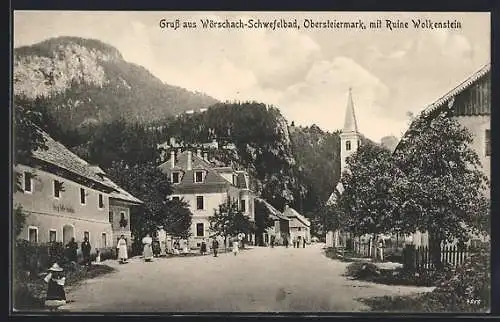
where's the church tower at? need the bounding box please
[339,88,361,175]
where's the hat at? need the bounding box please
[48,263,63,272]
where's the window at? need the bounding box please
[120,212,128,228]
[102,233,107,247]
[196,196,204,210]
[49,229,57,242]
[24,172,33,193]
[194,171,203,183]
[28,227,38,243]
[84,231,90,240]
[172,172,180,184]
[98,194,104,209]
[109,211,113,223]
[172,196,180,201]
[241,199,246,212]
[53,180,63,198]
[346,140,351,151]
[485,129,491,156]
[196,223,204,237]
[298,227,302,232]
[80,188,86,205]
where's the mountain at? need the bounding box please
[13,36,218,130]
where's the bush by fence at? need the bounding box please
[14,239,117,277]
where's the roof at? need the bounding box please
[101,176,143,205]
[255,197,290,221]
[342,88,359,133]
[418,63,490,118]
[326,182,344,205]
[394,63,491,154]
[283,206,310,227]
[158,151,233,191]
[32,131,115,190]
[29,129,142,204]
[235,171,249,189]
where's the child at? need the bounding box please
[44,263,67,312]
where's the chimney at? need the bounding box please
[203,152,208,161]
[187,151,192,171]
[197,148,202,158]
[170,150,175,169]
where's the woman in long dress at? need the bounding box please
[142,233,153,262]
[117,235,128,264]
[44,263,66,311]
[232,239,239,256]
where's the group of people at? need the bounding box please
[199,238,241,257]
[292,237,307,248]
[268,235,307,248]
[63,236,92,268]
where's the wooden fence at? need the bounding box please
[403,244,472,271]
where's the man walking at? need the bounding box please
[81,236,91,267]
[212,238,219,257]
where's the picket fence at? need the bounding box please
[404,245,471,271]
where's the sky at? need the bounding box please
[13,11,490,142]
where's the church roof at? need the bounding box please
[342,88,359,133]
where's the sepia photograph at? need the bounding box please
[11,10,490,313]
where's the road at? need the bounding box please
[63,244,433,312]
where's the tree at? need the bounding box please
[104,161,192,251]
[335,142,399,239]
[13,97,49,238]
[393,113,490,268]
[209,199,255,249]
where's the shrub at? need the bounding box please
[361,245,490,312]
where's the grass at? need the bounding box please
[324,247,370,263]
[13,264,116,311]
[344,261,450,287]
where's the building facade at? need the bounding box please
[284,206,311,244]
[158,149,256,249]
[255,197,290,246]
[13,130,142,253]
[400,63,491,247]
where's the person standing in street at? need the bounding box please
[232,239,239,256]
[212,238,219,257]
[303,237,306,248]
[200,240,207,255]
[142,233,153,262]
[81,237,91,267]
[65,238,78,265]
[117,235,128,264]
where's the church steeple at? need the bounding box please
[339,87,361,175]
[342,87,359,133]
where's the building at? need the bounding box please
[325,64,491,249]
[255,197,290,246]
[396,63,491,247]
[283,205,311,244]
[158,148,256,249]
[325,88,362,248]
[13,130,142,252]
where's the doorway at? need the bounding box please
[63,224,74,244]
